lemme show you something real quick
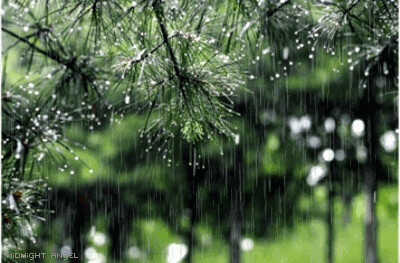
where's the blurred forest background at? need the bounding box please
[1,0,398,263]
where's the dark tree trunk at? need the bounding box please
[342,194,352,227]
[364,168,377,263]
[108,193,131,263]
[185,207,195,263]
[72,199,86,263]
[360,77,379,263]
[229,148,242,263]
[185,147,197,263]
[326,163,335,263]
[108,218,122,262]
[229,197,241,263]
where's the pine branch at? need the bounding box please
[266,0,291,17]
[381,0,393,20]
[129,32,182,64]
[2,27,96,93]
[2,27,69,66]
[344,0,362,15]
[152,0,188,101]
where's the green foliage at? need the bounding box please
[1,0,398,261]
[2,166,49,256]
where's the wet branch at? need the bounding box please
[2,27,69,66]
[2,27,96,93]
[129,32,182,64]
[152,0,188,101]
[266,0,291,17]
[344,0,362,14]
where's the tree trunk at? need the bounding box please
[108,194,130,263]
[185,208,195,263]
[72,198,86,263]
[342,194,352,227]
[229,148,242,263]
[364,168,377,263]
[185,147,197,263]
[326,163,335,263]
[229,198,241,263]
[361,78,379,263]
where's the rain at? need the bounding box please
[1,0,398,263]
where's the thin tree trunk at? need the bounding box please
[185,208,195,263]
[72,199,85,263]
[361,78,379,263]
[185,147,197,263]
[108,218,121,262]
[229,197,241,263]
[108,193,130,263]
[342,194,352,227]
[326,163,335,263]
[229,148,242,263]
[364,168,377,263]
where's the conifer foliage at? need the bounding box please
[1,0,398,262]
[1,0,295,256]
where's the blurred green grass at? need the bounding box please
[44,210,396,263]
[192,217,396,263]
[121,186,397,263]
